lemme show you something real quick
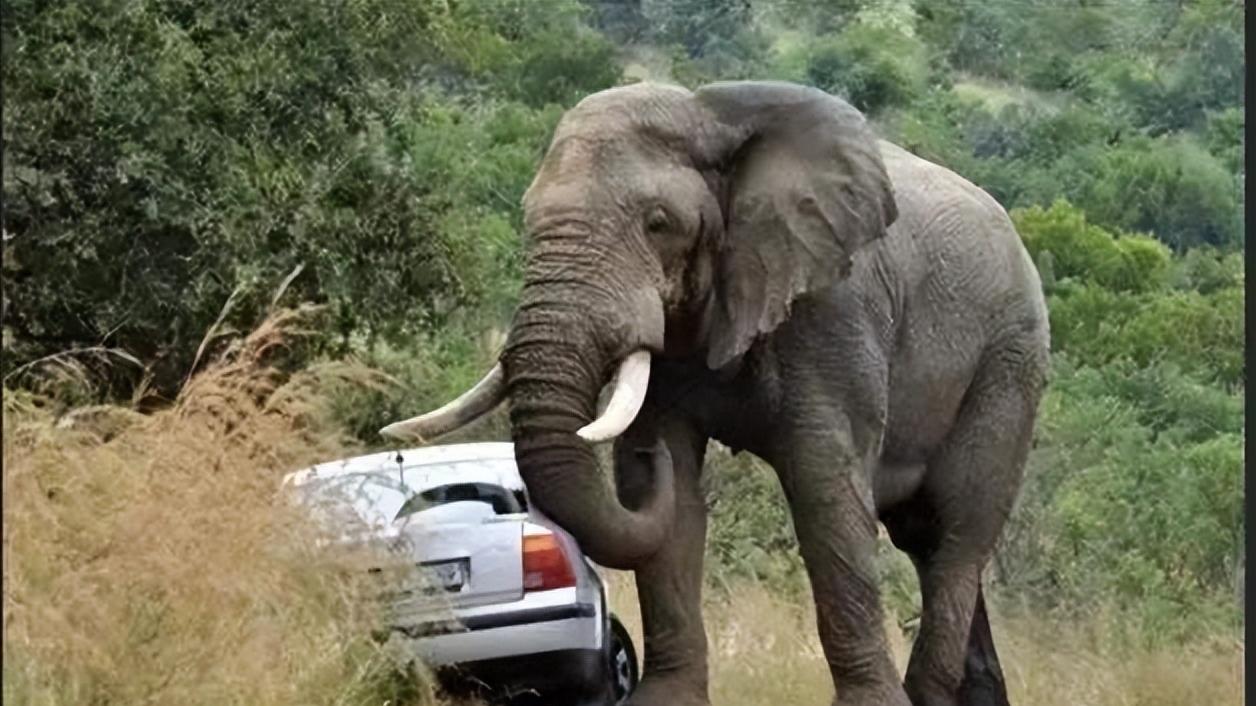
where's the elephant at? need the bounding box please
[382,80,1050,706]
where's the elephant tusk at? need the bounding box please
[379,363,507,442]
[577,350,651,444]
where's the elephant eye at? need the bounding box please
[645,207,670,234]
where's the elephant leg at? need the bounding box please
[776,427,912,706]
[886,527,993,706]
[884,350,1043,706]
[958,584,1009,706]
[614,412,710,706]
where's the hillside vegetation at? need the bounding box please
[3,1,1243,704]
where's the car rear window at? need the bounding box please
[294,473,411,526]
[394,482,527,520]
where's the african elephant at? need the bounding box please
[382,81,1050,706]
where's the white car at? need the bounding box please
[283,442,638,706]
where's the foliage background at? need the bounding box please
[2,0,1244,702]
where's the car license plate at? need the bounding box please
[421,558,468,593]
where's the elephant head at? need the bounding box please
[381,81,897,569]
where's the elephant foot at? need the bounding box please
[626,673,709,706]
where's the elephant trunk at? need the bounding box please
[502,248,671,570]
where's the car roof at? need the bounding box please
[283,442,523,491]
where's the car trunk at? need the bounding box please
[387,507,527,612]
[293,459,546,630]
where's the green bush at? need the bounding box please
[583,0,650,44]
[881,88,986,173]
[1203,107,1244,175]
[762,0,863,35]
[804,24,927,114]
[642,0,757,60]
[1083,361,1243,445]
[2,0,442,394]
[1052,427,1243,636]
[945,102,1244,256]
[1124,5,1244,134]
[325,319,511,445]
[883,3,1243,255]
[1,0,586,398]
[435,0,621,107]
[661,2,770,87]
[915,1,1017,80]
[1013,200,1171,293]
[1169,247,1245,295]
[999,355,1243,643]
[703,444,805,592]
[1116,287,1243,388]
[1047,283,1242,388]
[1043,282,1142,358]
[1080,136,1241,250]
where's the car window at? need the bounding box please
[394,482,527,520]
[296,472,411,526]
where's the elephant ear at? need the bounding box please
[693,81,898,371]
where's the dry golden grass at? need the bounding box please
[607,572,1243,706]
[997,617,1243,706]
[3,307,442,706]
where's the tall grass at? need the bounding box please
[607,572,1243,706]
[2,307,441,706]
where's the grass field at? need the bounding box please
[606,574,1243,706]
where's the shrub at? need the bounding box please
[804,24,927,114]
[1203,107,1244,175]
[1047,283,1242,388]
[661,2,770,87]
[1170,247,1245,295]
[1,1,588,401]
[703,443,804,592]
[1084,361,1243,445]
[437,0,621,107]
[1013,200,1171,293]
[999,355,1243,643]
[1,1,439,396]
[1129,7,1244,134]
[915,0,1018,80]
[1081,136,1241,250]
[1117,287,1243,388]
[642,0,757,60]
[326,318,511,445]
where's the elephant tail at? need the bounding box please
[957,583,1012,706]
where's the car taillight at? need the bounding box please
[522,531,577,591]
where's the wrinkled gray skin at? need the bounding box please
[502,81,1049,706]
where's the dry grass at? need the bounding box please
[998,618,1243,706]
[3,307,441,706]
[607,572,1243,706]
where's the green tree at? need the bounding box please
[1081,136,1241,250]
[1,0,608,398]
[1203,107,1245,175]
[804,23,927,114]
[3,0,439,394]
[643,0,756,59]
[432,0,620,107]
